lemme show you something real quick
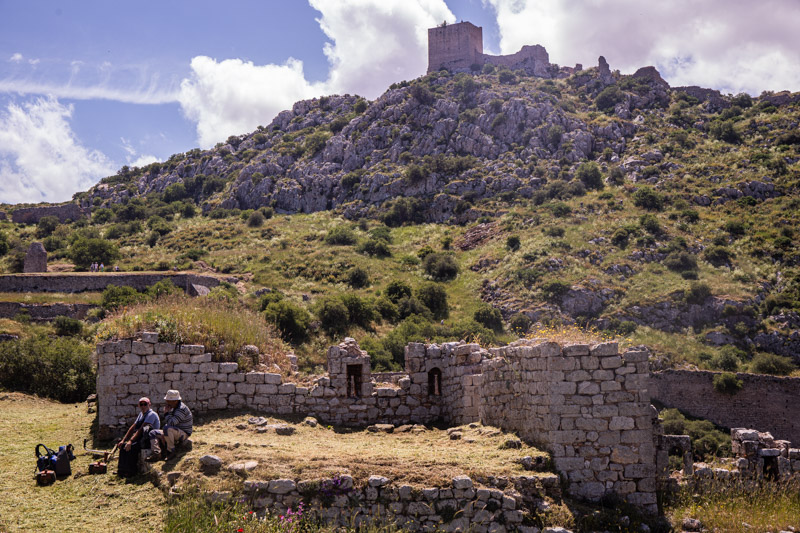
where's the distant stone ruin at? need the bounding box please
[427,21,553,77]
[11,203,85,224]
[23,242,47,273]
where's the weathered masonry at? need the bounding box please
[97,336,658,512]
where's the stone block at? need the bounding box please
[601,381,622,392]
[580,356,599,370]
[452,475,473,489]
[131,341,153,355]
[578,382,600,395]
[622,350,649,363]
[623,464,655,479]
[121,353,141,366]
[600,356,622,369]
[278,384,295,394]
[228,373,244,383]
[147,354,166,364]
[550,430,586,444]
[245,372,265,384]
[154,342,176,354]
[610,445,639,464]
[140,332,159,343]
[264,373,282,385]
[219,362,238,373]
[609,417,635,431]
[236,383,255,395]
[551,382,576,395]
[180,344,205,355]
[591,342,618,356]
[218,382,235,394]
[256,384,278,395]
[562,343,590,356]
[174,363,199,373]
[167,353,190,364]
[575,418,608,431]
[548,357,576,371]
[199,362,219,373]
[190,353,212,364]
[565,370,591,381]
[268,479,296,494]
[621,430,651,444]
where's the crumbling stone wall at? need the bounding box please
[651,370,800,444]
[0,302,95,321]
[23,242,47,273]
[97,335,661,512]
[11,203,85,224]
[237,473,558,533]
[480,341,657,512]
[427,21,553,77]
[0,272,221,293]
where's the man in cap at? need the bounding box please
[147,390,193,461]
[116,397,160,476]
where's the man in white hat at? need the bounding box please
[147,390,193,461]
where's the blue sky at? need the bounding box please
[2,0,799,204]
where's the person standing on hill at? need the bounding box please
[147,390,193,461]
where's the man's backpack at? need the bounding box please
[35,444,74,484]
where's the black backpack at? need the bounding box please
[36,444,74,478]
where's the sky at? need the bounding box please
[1,0,799,205]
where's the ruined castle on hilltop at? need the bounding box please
[427,21,556,77]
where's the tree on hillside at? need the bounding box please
[68,237,119,270]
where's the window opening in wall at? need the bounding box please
[428,368,442,396]
[347,364,362,398]
[763,456,779,481]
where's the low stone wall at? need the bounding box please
[481,342,657,512]
[0,302,95,321]
[651,370,800,444]
[234,473,557,533]
[0,272,221,293]
[11,203,85,224]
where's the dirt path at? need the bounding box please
[0,393,164,533]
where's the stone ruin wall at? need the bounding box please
[11,203,85,224]
[0,272,221,294]
[480,341,657,512]
[650,370,800,444]
[0,302,94,321]
[427,21,552,77]
[97,335,659,512]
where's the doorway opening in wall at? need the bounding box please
[347,365,362,398]
[428,368,442,396]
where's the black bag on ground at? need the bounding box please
[117,440,141,477]
[54,444,75,477]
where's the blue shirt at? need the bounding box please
[135,409,161,431]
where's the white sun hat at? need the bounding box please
[164,390,182,401]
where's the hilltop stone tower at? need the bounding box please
[427,21,483,73]
[427,21,553,78]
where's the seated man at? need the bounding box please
[116,397,160,477]
[148,389,193,461]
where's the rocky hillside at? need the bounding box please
[3,61,799,373]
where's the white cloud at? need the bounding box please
[9,53,23,63]
[485,0,800,95]
[0,97,115,204]
[178,0,454,148]
[0,79,178,105]
[131,154,158,168]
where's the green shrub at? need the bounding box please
[69,237,120,270]
[101,285,143,310]
[474,305,503,333]
[405,164,428,183]
[380,197,424,227]
[685,282,712,304]
[303,131,331,157]
[416,283,449,320]
[710,119,741,143]
[54,316,83,336]
[713,372,743,395]
[0,334,95,403]
[340,294,376,330]
[357,238,391,258]
[710,350,740,372]
[36,216,60,238]
[664,251,697,273]
[373,296,398,322]
[162,183,188,203]
[353,98,368,113]
[498,69,517,84]
[346,267,370,288]
[632,187,665,210]
[704,246,733,266]
[385,281,412,303]
[263,300,311,344]
[329,115,349,133]
[397,296,433,321]
[541,280,570,303]
[509,313,532,334]
[506,235,521,251]
[575,162,604,190]
[750,352,795,376]
[92,208,114,224]
[423,253,459,281]
[611,228,630,248]
[324,225,357,245]
[639,213,661,234]
[549,202,571,217]
[316,296,350,336]
[595,85,623,112]
[246,210,265,228]
[0,231,9,257]
[660,408,732,459]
